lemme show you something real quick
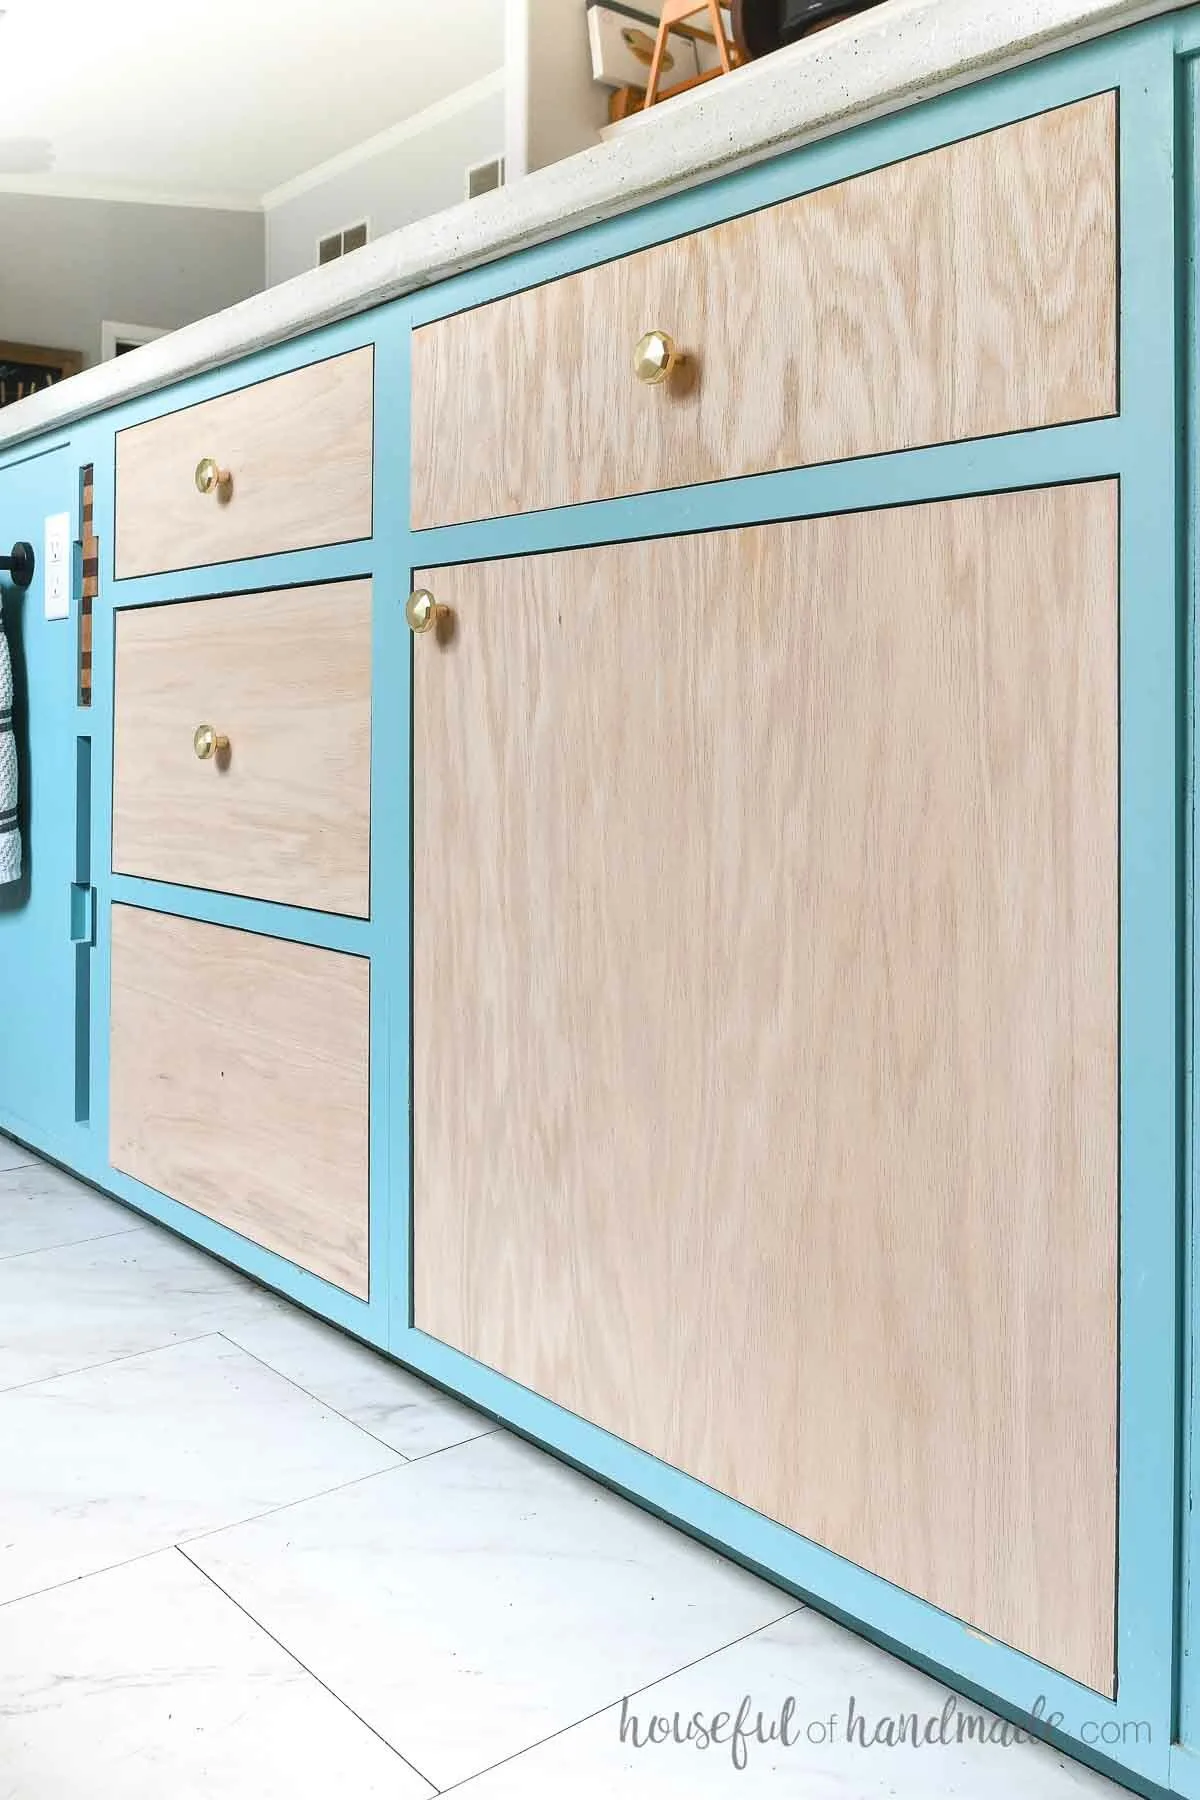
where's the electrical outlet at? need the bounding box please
[43,511,70,620]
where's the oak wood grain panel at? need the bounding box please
[412,96,1116,527]
[412,483,1119,1691]
[110,905,370,1296]
[113,580,371,916]
[115,346,374,578]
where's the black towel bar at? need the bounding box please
[0,542,35,590]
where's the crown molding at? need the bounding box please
[0,173,262,210]
[261,67,505,210]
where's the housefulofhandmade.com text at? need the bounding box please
[617,1694,1152,1772]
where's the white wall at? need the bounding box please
[506,0,609,180]
[0,194,265,369]
[265,79,506,288]
[263,0,615,289]
[265,0,609,287]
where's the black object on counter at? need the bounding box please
[735,0,889,57]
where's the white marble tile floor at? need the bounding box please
[0,1139,1134,1799]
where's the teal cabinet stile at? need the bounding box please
[0,444,90,1143]
[2,11,1200,1796]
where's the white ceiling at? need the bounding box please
[0,0,507,209]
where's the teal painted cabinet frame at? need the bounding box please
[0,11,1197,1796]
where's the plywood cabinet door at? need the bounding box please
[411,486,1119,1693]
[110,906,370,1296]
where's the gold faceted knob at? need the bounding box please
[633,329,681,386]
[193,724,229,761]
[405,589,440,634]
[194,456,230,496]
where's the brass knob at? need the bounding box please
[406,589,440,634]
[193,724,229,761]
[633,329,681,386]
[194,456,230,496]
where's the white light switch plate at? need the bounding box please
[43,511,70,620]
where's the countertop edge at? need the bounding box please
[0,0,1185,455]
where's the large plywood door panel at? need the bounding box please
[110,906,370,1296]
[412,485,1119,1691]
[411,97,1116,526]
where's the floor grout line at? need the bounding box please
[0,1224,148,1263]
[398,1426,503,1464]
[178,1456,414,1550]
[175,1545,441,1793]
[0,1462,438,1618]
[0,1329,222,1399]
[437,1602,807,1795]
[0,1454,461,1619]
[0,1541,183,1614]
[217,1329,501,1467]
[215,1331,418,1463]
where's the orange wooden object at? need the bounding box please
[643,0,742,109]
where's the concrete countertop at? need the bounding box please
[0,0,1186,453]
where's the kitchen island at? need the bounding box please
[0,3,1190,1793]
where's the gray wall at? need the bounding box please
[0,193,265,369]
[266,88,505,288]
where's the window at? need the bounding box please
[100,321,167,361]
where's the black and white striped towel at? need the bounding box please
[0,593,18,885]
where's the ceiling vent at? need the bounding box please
[318,220,369,267]
[466,156,505,201]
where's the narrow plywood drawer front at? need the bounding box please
[115,346,374,578]
[411,96,1116,527]
[110,905,370,1297]
[411,482,1119,1692]
[113,580,371,916]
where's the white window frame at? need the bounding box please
[100,320,168,361]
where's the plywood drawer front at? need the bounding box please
[110,905,370,1296]
[412,96,1116,526]
[412,482,1118,1690]
[113,580,371,916]
[116,346,374,578]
